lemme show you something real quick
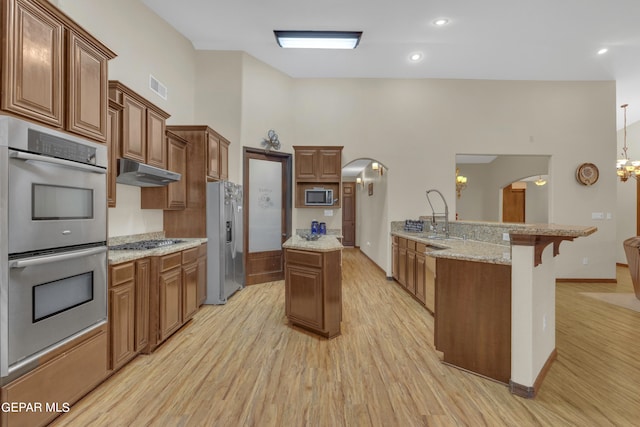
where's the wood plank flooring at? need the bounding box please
[52,249,640,426]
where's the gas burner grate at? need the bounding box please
[109,239,184,251]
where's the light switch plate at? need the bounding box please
[591,212,604,220]
[324,210,334,217]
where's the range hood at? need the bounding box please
[116,158,181,187]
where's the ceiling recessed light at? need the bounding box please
[597,48,608,55]
[273,30,362,49]
[409,52,423,62]
[433,18,450,26]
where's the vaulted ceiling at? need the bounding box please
[142,0,640,128]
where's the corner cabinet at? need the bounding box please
[162,126,231,238]
[1,0,116,143]
[293,146,343,208]
[284,247,342,338]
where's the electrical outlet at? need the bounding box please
[582,257,589,265]
[502,233,510,241]
[324,210,333,217]
[543,314,547,331]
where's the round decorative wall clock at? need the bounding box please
[576,163,599,186]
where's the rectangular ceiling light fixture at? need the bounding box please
[274,30,362,49]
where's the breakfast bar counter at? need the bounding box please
[390,220,597,397]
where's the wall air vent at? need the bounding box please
[149,75,167,100]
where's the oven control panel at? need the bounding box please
[28,129,97,165]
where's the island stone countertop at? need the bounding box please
[392,222,597,266]
[283,235,343,252]
[108,232,207,264]
[392,230,512,265]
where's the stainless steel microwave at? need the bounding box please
[304,188,334,206]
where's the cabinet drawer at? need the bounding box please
[286,249,322,268]
[110,262,135,286]
[398,237,407,248]
[407,240,416,251]
[416,242,426,253]
[392,236,399,245]
[182,247,199,265]
[158,252,182,272]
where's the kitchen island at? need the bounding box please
[391,220,596,397]
[283,235,343,338]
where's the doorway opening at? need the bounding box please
[242,147,292,285]
[341,158,388,254]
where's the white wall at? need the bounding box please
[287,79,616,279]
[354,163,389,269]
[56,0,197,237]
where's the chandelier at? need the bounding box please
[455,168,468,198]
[617,104,640,182]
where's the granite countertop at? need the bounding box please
[392,222,597,266]
[108,232,208,264]
[508,223,597,237]
[392,230,512,265]
[283,235,343,252]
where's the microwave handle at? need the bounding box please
[9,151,106,174]
[10,246,107,269]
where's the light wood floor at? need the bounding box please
[52,249,640,426]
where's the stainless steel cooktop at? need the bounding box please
[108,239,184,251]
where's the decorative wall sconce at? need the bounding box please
[371,161,384,176]
[455,168,468,198]
[356,176,363,189]
[535,176,547,186]
[261,129,281,151]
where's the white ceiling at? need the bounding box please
[142,0,640,128]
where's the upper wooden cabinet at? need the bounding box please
[108,80,171,169]
[165,125,230,184]
[141,130,188,210]
[293,146,343,208]
[1,0,116,142]
[205,129,230,181]
[107,99,123,208]
[293,146,342,182]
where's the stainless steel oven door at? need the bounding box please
[5,246,107,376]
[8,149,107,254]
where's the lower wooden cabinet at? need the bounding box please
[391,236,436,313]
[109,259,150,371]
[147,243,207,353]
[135,259,150,352]
[156,252,183,344]
[109,280,135,369]
[197,244,207,305]
[284,248,342,338]
[182,247,199,322]
[1,325,108,427]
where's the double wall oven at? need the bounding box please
[0,116,108,383]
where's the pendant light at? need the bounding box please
[617,104,640,182]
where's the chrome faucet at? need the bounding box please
[426,189,449,238]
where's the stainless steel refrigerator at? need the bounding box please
[205,181,244,304]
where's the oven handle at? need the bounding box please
[9,246,107,269]
[9,151,107,174]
